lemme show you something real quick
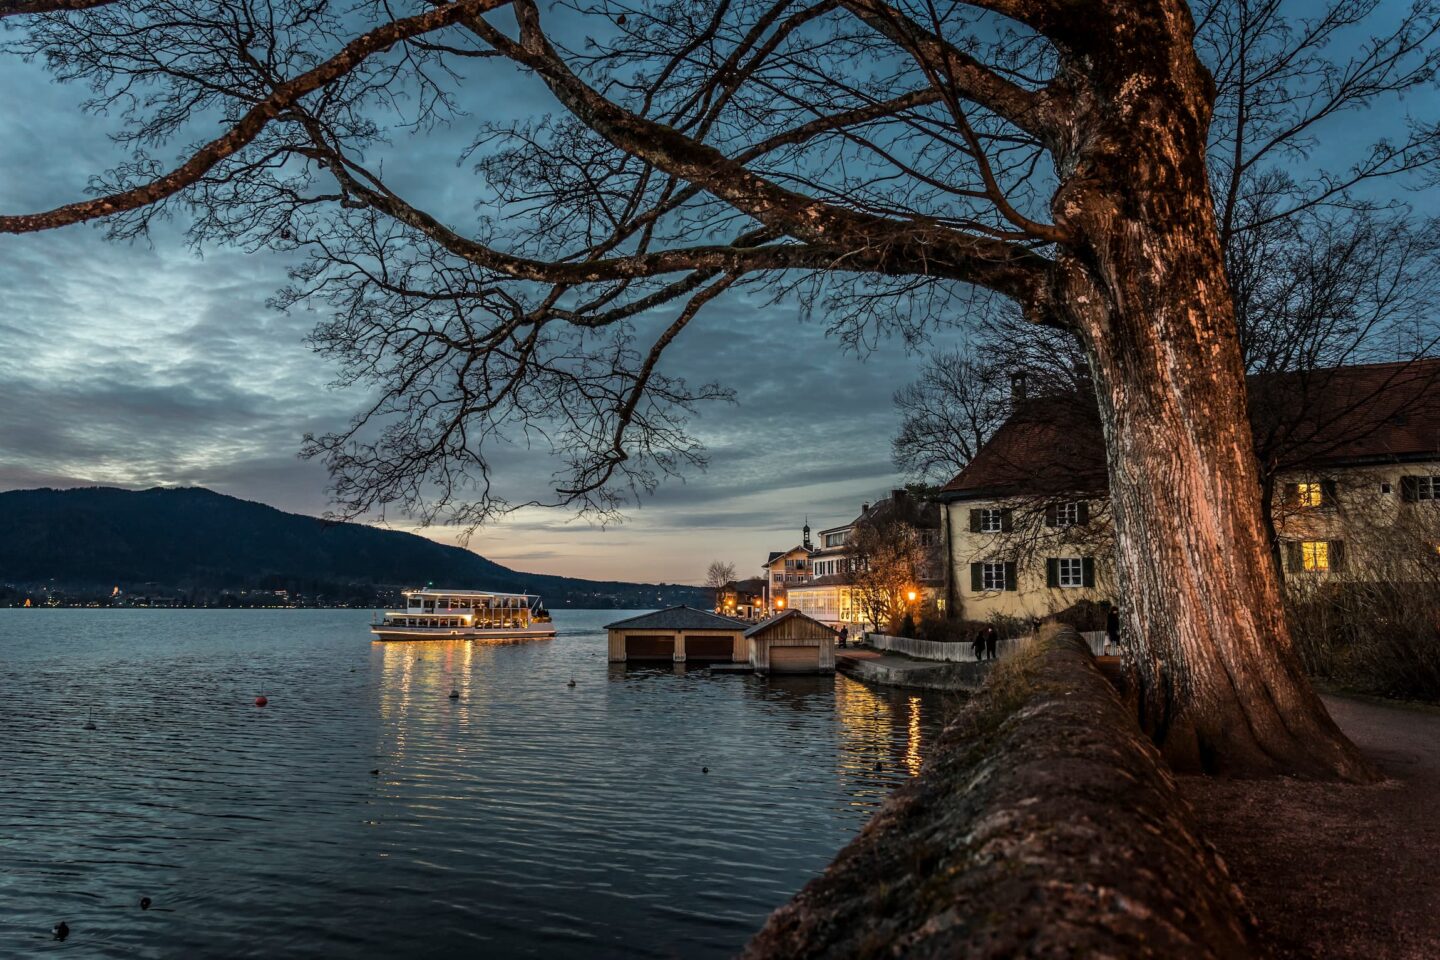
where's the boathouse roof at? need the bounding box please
[743,609,837,638]
[604,605,748,631]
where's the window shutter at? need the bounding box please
[1004,562,1018,591]
[1001,508,1013,532]
[1283,482,1299,507]
[1330,540,1346,572]
[1285,541,1303,572]
[1321,479,1338,507]
[1045,558,1058,588]
[969,509,981,533]
[1077,500,1090,525]
[1402,476,1419,502]
[1082,557,1096,588]
[970,563,982,592]
[1044,503,1058,527]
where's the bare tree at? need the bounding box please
[6,0,1435,777]
[705,560,737,591]
[849,514,928,634]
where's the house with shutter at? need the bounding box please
[937,360,1440,621]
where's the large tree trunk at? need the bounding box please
[1049,1,1374,780]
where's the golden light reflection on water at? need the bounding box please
[375,640,481,768]
[905,696,923,777]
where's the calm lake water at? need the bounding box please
[0,609,950,958]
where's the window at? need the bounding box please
[1381,482,1393,495]
[981,562,1007,591]
[1419,477,1439,501]
[1057,558,1084,588]
[1045,501,1087,528]
[1296,482,1324,508]
[980,509,1003,533]
[1301,540,1329,572]
[824,531,848,548]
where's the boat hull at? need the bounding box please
[370,624,557,642]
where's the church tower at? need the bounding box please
[802,517,812,551]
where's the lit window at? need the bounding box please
[1296,482,1324,508]
[981,562,1007,591]
[1058,558,1084,588]
[1302,541,1329,572]
[980,509,1003,533]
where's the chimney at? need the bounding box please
[891,488,907,502]
[861,502,871,514]
[1010,370,1028,406]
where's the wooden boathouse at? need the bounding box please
[605,606,749,663]
[746,610,837,674]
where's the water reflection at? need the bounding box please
[0,610,950,960]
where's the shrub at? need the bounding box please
[1052,599,1110,633]
[1289,580,1440,701]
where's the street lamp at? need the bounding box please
[906,589,918,603]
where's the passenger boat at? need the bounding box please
[370,589,556,641]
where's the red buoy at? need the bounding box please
[254,696,268,708]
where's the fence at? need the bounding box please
[866,629,1113,662]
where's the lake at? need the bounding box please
[0,609,950,958]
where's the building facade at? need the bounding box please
[938,361,1440,622]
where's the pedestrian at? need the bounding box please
[972,629,985,662]
[984,625,999,661]
[1106,604,1121,654]
[838,625,849,648]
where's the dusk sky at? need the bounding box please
[0,3,1431,585]
[0,42,935,585]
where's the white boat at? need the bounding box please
[370,589,557,641]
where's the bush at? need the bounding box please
[1289,580,1440,701]
[1052,599,1111,633]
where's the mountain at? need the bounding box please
[0,486,707,607]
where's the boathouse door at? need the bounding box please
[625,634,675,661]
[768,645,821,673]
[685,635,735,661]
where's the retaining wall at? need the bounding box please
[746,624,1255,959]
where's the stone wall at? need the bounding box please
[746,625,1256,959]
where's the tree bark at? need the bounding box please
[1049,1,1374,780]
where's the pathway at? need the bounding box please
[1181,694,1440,959]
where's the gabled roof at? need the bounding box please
[765,545,809,566]
[604,605,748,631]
[743,609,838,638]
[940,360,1440,501]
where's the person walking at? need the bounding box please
[1106,605,1121,655]
[972,629,986,662]
[984,625,999,661]
[838,625,849,649]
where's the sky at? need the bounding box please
[0,3,1433,585]
[0,23,936,585]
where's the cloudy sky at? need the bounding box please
[1,3,1432,585]
[0,28,940,585]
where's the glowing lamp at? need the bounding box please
[906,590,918,603]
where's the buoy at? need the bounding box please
[83,706,97,730]
[448,689,459,700]
[254,696,268,708]
[702,766,709,774]
[370,768,379,776]
[53,921,69,941]
[139,897,151,911]
[567,678,576,688]
[83,721,96,730]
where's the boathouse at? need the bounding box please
[746,610,837,674]
[605,606,748,663]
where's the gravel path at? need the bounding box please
[1181,694,1440,959]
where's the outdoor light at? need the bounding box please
[907,590,918,603]
[776,598,785,608]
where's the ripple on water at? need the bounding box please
[0,609,948,958]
